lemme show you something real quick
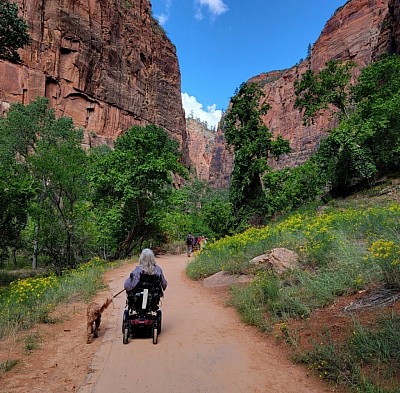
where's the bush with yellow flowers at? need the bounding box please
[0,257,109,339]
[368,240,400,288]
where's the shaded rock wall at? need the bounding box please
[208,118,234,188]
[209,0,399,188]
[0,0,186,149]
[391,0,400,51]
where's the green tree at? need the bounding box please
[155,188,191,244]
[0,99,47,266]
[0,0,30,62]
[294,60,355,125]
[0,97,90,272]
[154,180,233,244]
[263,159,325,215]
[29,123,89,273]
[179,180,233,239]
[223,82,290,225]
[200,189,232,238]
[350,54,400,172]
[314,55,400,194]
[315,121,378,195]
[0,160,34,264]
[306,43,312,59]
[90,125,187,259]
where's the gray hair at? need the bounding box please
[139,248,156,275]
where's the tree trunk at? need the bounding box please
[12,247,17,266]
[66,230,72,268]
[113,227,143,260]
[32,221,39,270]
[32,179,46,270]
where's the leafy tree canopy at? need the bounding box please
[223,82,290,224]
[0,160,34,262]
[0,97,89,272]
[0,0,30,62]
[90,125,188,258]
[294,60,355,125]
[296,55,400,195]
[178,179,233,239]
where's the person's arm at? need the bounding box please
[155,265,168,290]
[124,266,142,291]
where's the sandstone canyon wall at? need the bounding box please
[0,0,186,149]
[185,117,217,181]
[209,0,400,188]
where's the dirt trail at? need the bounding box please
[78,254,331,393]
[0,254,336,393]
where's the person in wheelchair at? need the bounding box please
[122,248,167,344]
[124,248,168,293]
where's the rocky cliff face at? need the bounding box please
[184,116,234,187]
[209,0,400,188]
[208,121,234,188]
[0,0,186,148]
[185,117,217,181]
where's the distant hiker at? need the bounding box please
[198,236,203,250]
[186,233,194,257]
[199,236,206,250]
[193,236,199,252]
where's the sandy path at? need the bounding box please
[78,254,331,393]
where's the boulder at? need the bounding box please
[250,248,299,274]
[203,271,251,288]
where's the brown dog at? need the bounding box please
[86,298,112,344]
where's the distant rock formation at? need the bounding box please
[185,117,217,181]
[0,0,186,150]
[208,120,234,188]
[209,0,400,188]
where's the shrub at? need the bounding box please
[0,257,109,339]
[368,240,400,288]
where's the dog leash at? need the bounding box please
[113,288,125,298]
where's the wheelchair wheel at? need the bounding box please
[157,310,162,334]
[152,326,158,345]
[123,327,129,344]
[122,310,128,334]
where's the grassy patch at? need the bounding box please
[297,314,400,392]
[0,257,114,339]
[0,359,19,374]
[23,333,41,353]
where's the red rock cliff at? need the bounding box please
[210,0,400,188]
[185,117,217,181]
[0,0,186,148]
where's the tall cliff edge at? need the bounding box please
[209,0,400,188]
[0,0,186,149]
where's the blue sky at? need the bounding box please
[152,0,347,128]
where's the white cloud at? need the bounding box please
[154,0,172,25]
[156,13,169,25]
[195,0,228,20]
[182,92,222,129]
[194,8,204,21]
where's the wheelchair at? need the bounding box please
[122,273,163,344]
